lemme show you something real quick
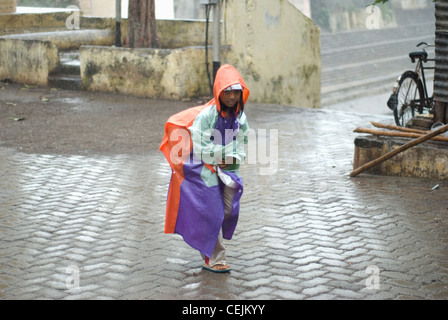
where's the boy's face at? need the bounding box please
[219,90,242,108]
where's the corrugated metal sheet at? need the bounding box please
[435,1,448,103]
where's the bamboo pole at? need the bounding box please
[350,123,448,177]
[353,127,448,142]
[370,121,428,134]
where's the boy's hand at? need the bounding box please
[217,157,237,170]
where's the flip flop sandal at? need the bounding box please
[202,264,231,273]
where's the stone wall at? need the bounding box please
[0,11,83,35]
[354,136,448,179]
[80,46,209,100]
[0,12,209,48]
[1,29,114,51]
[0,38,59,85]
[0,0,16,14]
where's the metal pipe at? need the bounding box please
[212,1,221,82]
[115,0,122,47]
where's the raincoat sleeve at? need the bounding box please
[232,112,250,167]
[189,106,250,168]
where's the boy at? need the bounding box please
[159,65,250,273]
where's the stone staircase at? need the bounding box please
[0,29,114,91]
[49,51,82,90]
[45,29,115,91]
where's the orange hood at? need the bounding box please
[211,64,250,116]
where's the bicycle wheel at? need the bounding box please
[394,71,424,127]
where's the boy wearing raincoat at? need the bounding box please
[159,65,250,273]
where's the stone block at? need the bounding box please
[353,135,448,179]
[0,38,59,85]
[1,29,114,51]
[80,45,209,100]
[0,0,16,14]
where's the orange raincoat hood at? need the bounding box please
[212,64,250,116]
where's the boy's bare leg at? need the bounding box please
[202,186,235,272]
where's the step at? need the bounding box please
[59,51,80,75]
[320,20,436,106]
[48,74,81,91]
[59,62,80,75]
[320,21,435,51]
[321,73,435,107]
[49,51,81,90]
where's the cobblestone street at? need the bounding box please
[1,87,448,300]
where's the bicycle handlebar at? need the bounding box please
[417,42,434,48]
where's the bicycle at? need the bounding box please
[387,42,435,127]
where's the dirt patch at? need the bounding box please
[0,82,207,155]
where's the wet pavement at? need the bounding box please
[1,88,448,300]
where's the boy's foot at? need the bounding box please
[202,263,231,273]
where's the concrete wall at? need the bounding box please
[0,0,16,14]
[0,11,69,35]
[223,0,321,108]
[0,11,121,36]
[132,19,210,49]
[1,29,114,51]
[354,136,448,179]
[174,0,312,20]
[80,45,209,100]
[0,12,208,48]
[0,38,59,85]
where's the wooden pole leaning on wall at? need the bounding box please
[350,123,448,178]
[370,121,428,134]
[353,127,448,142]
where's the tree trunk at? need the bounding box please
[126,0,159,48]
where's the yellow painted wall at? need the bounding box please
[0,38,59,85]
[222,0,321,108]
[354,136,448,179]
[80,46,209,100]
[0,0,16,14]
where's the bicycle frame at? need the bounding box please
[414,44,435,112]
[388,42,435,127]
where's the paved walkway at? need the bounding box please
[1,92,448,300]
